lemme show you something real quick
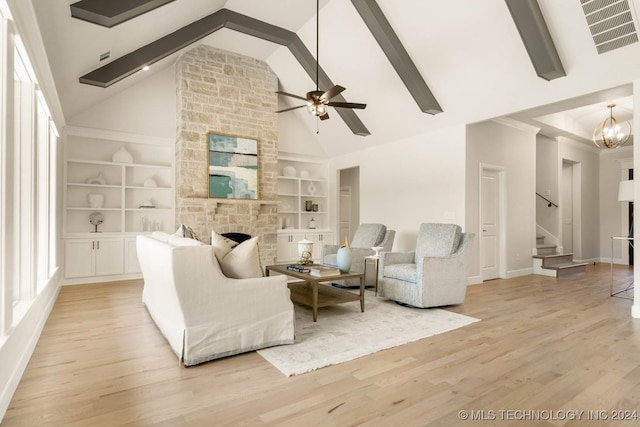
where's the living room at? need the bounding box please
[2,0,640,424]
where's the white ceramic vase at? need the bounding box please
[336,246,352,273]
[112,146,133,163]
[88,193,104,208]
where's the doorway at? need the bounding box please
[479,164,506,281]
[340,187,352,244]
[338,167,360,244]
[561,160,581,258]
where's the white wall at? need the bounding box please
[558,137,600,262]
[68,66,176,138]
[466,120,537,281]
[536,135,560,242]
[599,147,632,264]
[329,125,467,253]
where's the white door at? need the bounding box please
[481,169,501,281]
[561,162,573,253]
[340,187,351,244]
[95,239,124,276]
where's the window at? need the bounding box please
[0,1,59,333]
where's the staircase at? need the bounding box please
[532,235,588,277]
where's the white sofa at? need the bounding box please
[137,233,295,366]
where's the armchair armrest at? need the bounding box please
[379,251,415,271]
[347,247,377,273]
[321,244,340,259]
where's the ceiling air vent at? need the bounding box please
[581,0,639,54]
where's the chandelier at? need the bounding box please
[593,103,632,149]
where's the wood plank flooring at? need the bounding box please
[4,264,640,426]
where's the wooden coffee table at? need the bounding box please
[265,264,365,322]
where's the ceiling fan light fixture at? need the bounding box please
[593,103,632,149]
[274,0,366,126]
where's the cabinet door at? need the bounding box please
[309,233,334,261]
[64,239,96,278]
[276,234,296,263]
[124,237,141,274]
[95,239,125,276]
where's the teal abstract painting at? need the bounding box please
[207,133,259,199]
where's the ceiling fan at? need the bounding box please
[275,0,366,121]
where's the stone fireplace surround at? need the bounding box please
[175,45,279,267]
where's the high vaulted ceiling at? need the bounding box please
[29,0,640,156]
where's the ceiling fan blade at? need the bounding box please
[320,85,345,102]
[327,101,367,109]
[275,91,308,102]
[319,111,330,120]
[275,105,307,113]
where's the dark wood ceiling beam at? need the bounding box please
[79,8,370,136]
[70,0,175,28]
[351,0,443,115]
[505,0,566,81]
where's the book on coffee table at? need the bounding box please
[308,265,341,277]
[286,264,311,273]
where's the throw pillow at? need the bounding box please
[210,230,237,258]
[212,235,263,279]
[175,224,200,241]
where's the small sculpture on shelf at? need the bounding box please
[89,212,104,233]
[143,177,157,188]
[87,193,104,208]
[85,172,106,185]
[139,199,155,209]
[112,146,133,163]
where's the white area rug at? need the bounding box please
[258,295,479,376]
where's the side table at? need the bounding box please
[610,236,634,299]
[364,255,380,295]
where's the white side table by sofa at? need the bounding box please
[610,236,634,299]
[364,255,380,295]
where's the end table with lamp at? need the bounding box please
[612,179,634,299]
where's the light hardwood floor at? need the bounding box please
[4,264,640,426]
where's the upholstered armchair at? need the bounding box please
[378,223,475,308]
[322,223,395,286]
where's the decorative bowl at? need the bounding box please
[371,246,384,257]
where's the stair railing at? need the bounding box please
[536,192,558,208]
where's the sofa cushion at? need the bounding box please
[351,223,386,248]
[415,223,462,261]
[151,231,171,242]
[211,233,262,279]
[168,234,205,247]
[384,264,417,282]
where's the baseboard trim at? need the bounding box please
[0,269,61,422]
[506,267,533,279]
[468,276,482,285]
[62,272,142,286]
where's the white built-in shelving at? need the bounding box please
[277,154,334,263]
[63,126,174,283]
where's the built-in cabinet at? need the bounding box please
[64,238,124,278]
[63,126,174,283]
[277,154,334,263]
